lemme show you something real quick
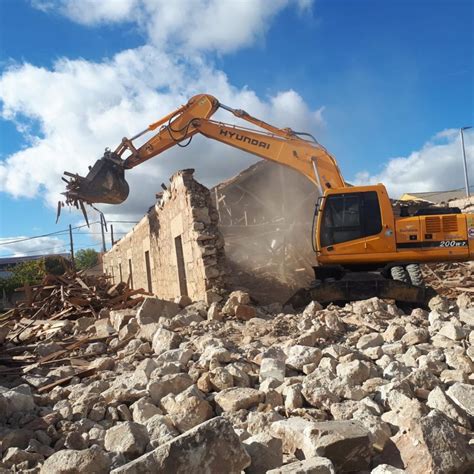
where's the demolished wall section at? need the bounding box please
[103,169,226,303]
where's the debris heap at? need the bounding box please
[0,287,473,473]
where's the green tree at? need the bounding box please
[0,259,45,297]
[44,255,70,275]
[75,249,99,270]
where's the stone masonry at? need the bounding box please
[103,169,225,303]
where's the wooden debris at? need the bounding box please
[422,262,474,299]
[5,270,150,328]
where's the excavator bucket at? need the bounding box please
[62,153,129,205]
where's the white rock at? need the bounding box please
[357,333,384,350]
[260,358,286,383]
[214,388,264,412]
[152,328,182,356]
[286,345,322,371]
[243,433,283,474]
[136,297,180,325]
[40,446,110,474]
[110,417,250,473]
[105,422,149,456]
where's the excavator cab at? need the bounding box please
[316,185,395,266]
[62,151,129,205]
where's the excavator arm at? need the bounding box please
[61,94,345,207]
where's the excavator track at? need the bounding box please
[286,272,437,309]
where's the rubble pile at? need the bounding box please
[422,261,474,299]
[1,289,473,473]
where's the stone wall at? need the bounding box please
[103,169,225,303]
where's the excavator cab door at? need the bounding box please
[316,187,396,262]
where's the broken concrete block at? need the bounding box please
[160,385,213,432]
[156,348,193,365]
[259,358,286,383]
[2,447,43,468]
[209,367,234,391]
[428,295,450,312]
[270,418,371,472]
[136,297,180,325]
[214,388,264,412]
[109,309,136,331]
[401,328,429,345]
[145,414,179,447]
[336,360,371,386]
[286,345,322,371]
[427,386,471,429]
[2,384,35,416]
[357,333,384,350]
[222,290,251,315]
[207,302,223,321]
[438,322,465,341]
[370,465,405,474]
[94,318,115,337]
[111,417,251,474]
[104,421,149,456]
[267,457,335,474]
[130,398,162,424]
[446,382,474,418]
[118,319,139,341]
[393,411,471,474]
[40,445,110,474]
[148,373,193,404]
[175,295,193,308]
[235,304,257,321]
[152,328,182,356]
[243,433,283,474]
[303,300,324,317]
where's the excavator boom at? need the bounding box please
[61,94,345,207]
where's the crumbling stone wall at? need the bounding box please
[103,169,225,303]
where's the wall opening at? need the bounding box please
[144,250,152,294]
[128,258,134,289]
[119,263,123,283]
[174,235,188,296]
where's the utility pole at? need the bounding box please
[69,224,75,270]
[460,126,472,197]
[110,224,115,247]
[100,214,107,253]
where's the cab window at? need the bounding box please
[320,191,382,247]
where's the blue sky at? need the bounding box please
[0,0,473,257]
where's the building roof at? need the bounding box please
[0,253,71,268]
[399,187,473,203]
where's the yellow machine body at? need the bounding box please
[316,184,474,267]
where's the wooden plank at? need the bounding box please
[37,367,96,394]
[75,277,90,290]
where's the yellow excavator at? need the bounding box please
[60,94,474,306]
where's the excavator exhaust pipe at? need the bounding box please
[62,151,130,205]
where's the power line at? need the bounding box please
[0,222,100,246]
[107,220,139,224]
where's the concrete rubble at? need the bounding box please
[1,288,473,473]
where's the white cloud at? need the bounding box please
[32,0,137,24]
[32,0,312,53]
[0,46,324,221]
[353,128,474,198]
[0,236,67,257]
